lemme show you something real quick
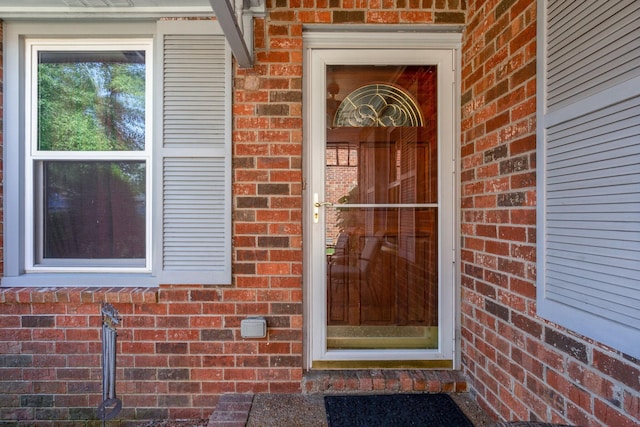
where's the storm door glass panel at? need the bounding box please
[325,65,439,350]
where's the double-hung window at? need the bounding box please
[27,40,152,272]
[3,20,232,287]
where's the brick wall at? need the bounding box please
[460,1,640,425]
[0,285,307,423]
[5,0,638,425]
[0,2,467,424]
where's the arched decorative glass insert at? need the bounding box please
[333,83,424,128]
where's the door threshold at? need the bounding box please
[327,325,438,349]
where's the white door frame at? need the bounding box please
[302,29,462,369]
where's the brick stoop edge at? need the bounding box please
[208,394,253,427]
[302,370,469,394]
[207,371,468,426]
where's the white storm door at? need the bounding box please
[305,39,459,368]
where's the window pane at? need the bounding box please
[38,51,146,151]
[42,161,146,261]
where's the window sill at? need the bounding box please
[1,273,159,289]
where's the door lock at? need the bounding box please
[313,193,333,223]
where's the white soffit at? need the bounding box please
[0,0,265,68]
[0,0,215,17]
[0,0,264,16]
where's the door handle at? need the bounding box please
[313,193,333,223]
[314,201,333,208]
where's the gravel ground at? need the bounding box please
[136,420,209,427]
[246,394,328,427]
[132,392,494,427]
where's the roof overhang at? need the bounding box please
[0,0,264,68]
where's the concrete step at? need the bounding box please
[209,370,481,426]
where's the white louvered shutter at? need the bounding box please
[537,0,640,357]
[155,20,231,284]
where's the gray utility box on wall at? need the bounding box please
[240,317,267,338]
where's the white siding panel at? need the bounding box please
[538,0,640,357]
[546,99,640,156]
[546,284,639,327]
[544,93,640,327]
[546,1,640,110]
[547,239,639,263]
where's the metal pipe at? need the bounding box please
[98,303,122,423]
[108,327,116,398]
[102,323,109,400]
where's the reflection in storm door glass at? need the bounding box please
[325,65,439,350]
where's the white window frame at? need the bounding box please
[2,20,232,287]
[25,38,154,274]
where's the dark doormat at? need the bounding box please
[324,393,474,427]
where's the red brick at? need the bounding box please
[510,208,535,225]
[167,303,202,316]
[0,303,30,315]
[133,329,167,342]
[157,288,189,302]
[624,390,640,420]
[157,316,189,329]
[223,368,256,381]
[593,350,640,390]
[31,329,63,341]
[485,240,509,256]
[133,303,168,316]
[131,355,168,368]
[121,341,155,354]
[565,401,592,427]
[498,225,526,242]
[256,263,291,275]
[31,303,67,315]
[594,398,638,427]
[65,329,98,341]
[201,381,236,395]
[21,341,54,354]
[476,224,497,238]
[221,290,257,302]
[168,355,202,368]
